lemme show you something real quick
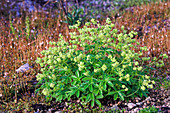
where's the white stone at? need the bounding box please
[127,103,136,109]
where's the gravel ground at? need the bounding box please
[30,82,169,113]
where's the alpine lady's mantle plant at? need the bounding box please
[35,18,168,107]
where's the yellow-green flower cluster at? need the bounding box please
[50,83,55,88]
[119,74,130,81]
[42,88,50,96]
[122,85,128,91]
[36,73,44,81]
[101,64,107,71]
[78,62,85,71]
[141,75,155,90]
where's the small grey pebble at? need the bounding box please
[136,102,143,106]
[110,104,119,111]
[55,111,62,113]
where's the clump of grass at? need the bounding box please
[139,105,162,113]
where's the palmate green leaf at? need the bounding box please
[139,91,143,98]
[76,90,80,98]
[86,93,91,102]
[91,100,94,107]
[127,80,132,85]
[82,77,90,81]
[99,90,103,95]
[68,77,72,82]
[92,77,98,82]
[114,93,118,100]
[84,84,89,90]
[46,96,51,101]
[63,94,68,100]
[108,78,116,81]
[89,84,93,92]
[75,70,80,77]
[107,91,117,96]
[58,69,65,71]
[96,94,103,99]
[118,92,124,101]
[80,88,85,92]
[95,99,101,107]
[59,95,63,101]
[107,81,114,87]
[120,81,127,85]
[95,63,100,67]
[71,80,76,85]
[93,89,99,96]
[58,70,65,75]
[103,82,107,90]
[94,83,99,88]
[71,75,77,80]
[91,93,95,101]
[69,90,77,96]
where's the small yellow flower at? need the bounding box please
[42,88,49,96]
[135,61,139,66]
[152,80,155,84]
[138,66,142,71]
[111,57,116,62]
[119,77,122,81]
[64,66,67,70]
[108,55,112,59]
[129,63,132,66]
[126,74,130,78]
[141,86,146,90]
[101,64,107,71]
[123,65,126,68]
[83,71,89,76]
[67,53,71,58]
[94,69,97,73]
[122,85,126,88]
[126,78,130,81]
[145,75,150,79]
[50,83,55,88]
[57,58,61,63]
[52,74,56,80]
[148,84,153,88]
[125,88,128,91]
[87,55,90,60]
[133,67,137,70]
[78,67,82,71]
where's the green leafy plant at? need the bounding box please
[139,106,162,113]
[35,18,168,107]
[64,6,85,25]
[9,19,15,35]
